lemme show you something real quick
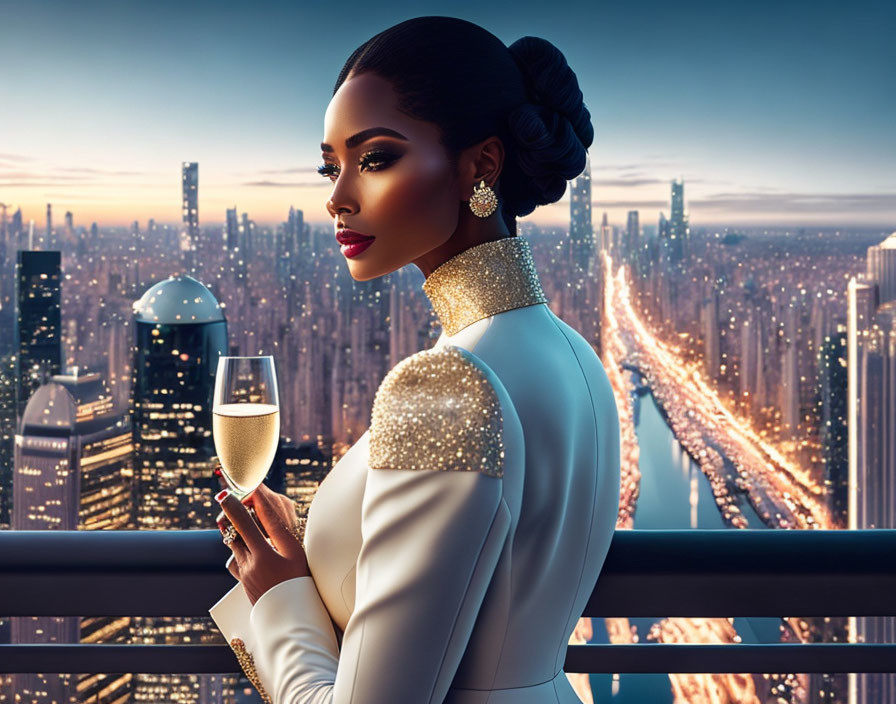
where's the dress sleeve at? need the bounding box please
[248,345,512,704]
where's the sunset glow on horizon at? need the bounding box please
[2,0,893,230]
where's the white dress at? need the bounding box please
[210,236,621,704]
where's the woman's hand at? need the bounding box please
[216,486,311,605]
[251,482,305,536]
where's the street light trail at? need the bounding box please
[604,254,831,530]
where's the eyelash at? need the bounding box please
[317,149,397,181]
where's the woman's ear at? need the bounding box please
[461,136,505,194]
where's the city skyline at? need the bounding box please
[1,154,890,700]
[1,0,894,228]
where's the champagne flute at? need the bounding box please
[213,355,280,500]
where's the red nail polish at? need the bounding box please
[214,467,222,477]
[215,489,229,503]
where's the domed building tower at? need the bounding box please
[131,275,227,529]
[131,277,234,704]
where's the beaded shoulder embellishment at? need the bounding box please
[368,345,505,478]
[230,637,272,704]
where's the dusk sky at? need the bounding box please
[1,0,893,229]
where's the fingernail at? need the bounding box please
[215,489,229,503]
[214,467,222,477]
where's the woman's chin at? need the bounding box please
[346,260,387,282]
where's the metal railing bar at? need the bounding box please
[2,643,895,675]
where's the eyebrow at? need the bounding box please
[321,126,409,153]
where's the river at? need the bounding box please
[586,375,780,703]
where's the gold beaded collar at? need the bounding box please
[422,236,548,337]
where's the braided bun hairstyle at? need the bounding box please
[333,16,594,235]
[504,37,594,223]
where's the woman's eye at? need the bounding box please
[359,149,397,171]
[316,150,398,182]
[317,163,339,181]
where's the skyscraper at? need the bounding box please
[180,162,199,271]
[130,274,233,702]
[10,207,23,249]
[241,211,254,255]
[44,203,53,250]
[599,212,612,254]
[569,150,593,273]
[702,288,721,378]
[289,206,306,257]
[658,211,669,243]
[817,325,848,528]
[564,151,601,357]
[64,210,74,244]
[665,178,689,264]
[780,298,801,438]
[225,206,239,251]
[0,354,14,527]
[15,250,62,421]
[131,274,227,529]
[9,368,134,703]
[626,210,640,260]
[847,231,896,704]
[13,369,132,531]
[131,219,142,298]
[9,381,80,702]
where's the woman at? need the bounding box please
[210,16,621,704]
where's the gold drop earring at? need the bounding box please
[469,179,498,218]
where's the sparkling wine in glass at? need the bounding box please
[213,355,280,500]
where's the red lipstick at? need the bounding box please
[336,228,375,258]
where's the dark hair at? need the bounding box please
[333,16,594,235]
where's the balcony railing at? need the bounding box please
[1,529,895,674]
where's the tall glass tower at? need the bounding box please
[847,231,896,704]
[666,178,689,264]
[626,210,640,252]
[15,250,62,421]
[131,274,227,529]
[569,150,594,273]
[10,369,134,703]
[130,274,234,703]
[180,162,199,273]
[0,353,15,527]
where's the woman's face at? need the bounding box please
[320,72,463,281]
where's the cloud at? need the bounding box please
[254,166,320,176]
[0,164,147,185]
[599,157,678,171]
[56,167,145,176]
[590,190,896,216]
[40,193,117,201]
[593,177,666,187]
[590,199,668,209]
[0,170,92,181]
[589,171,729,188]
[692,191,896,213]
[242,179,329,188]
[0,153,34,163]
[0,180,99,188]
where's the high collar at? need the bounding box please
[422,236,548,337]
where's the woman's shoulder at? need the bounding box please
[368,344,514,479]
